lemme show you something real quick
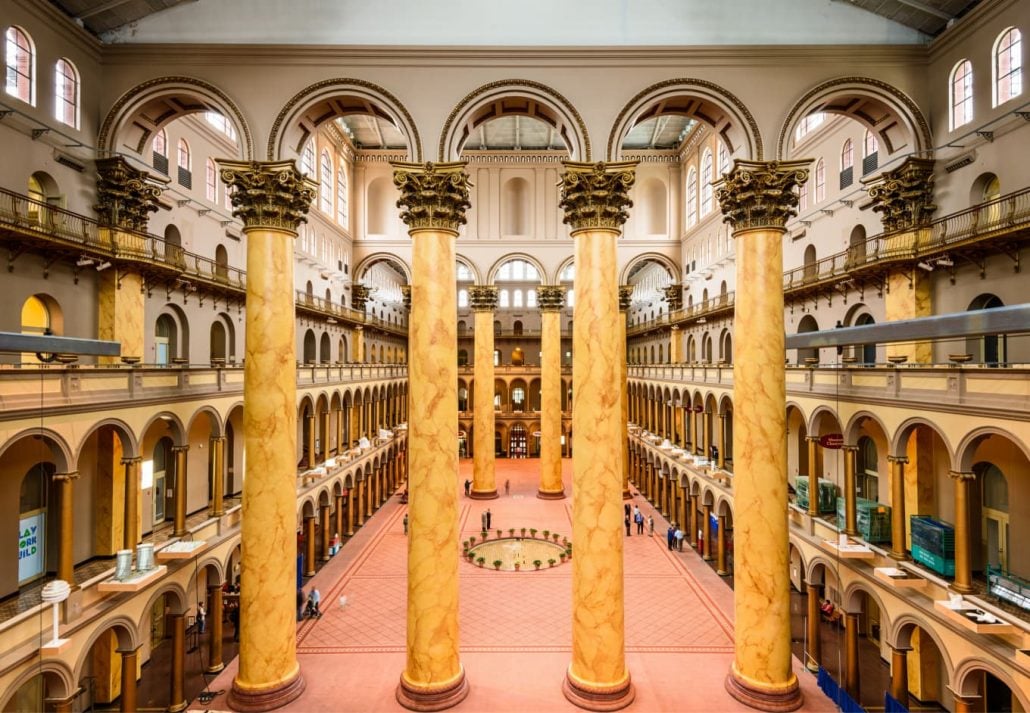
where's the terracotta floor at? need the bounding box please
[194,460,834,712]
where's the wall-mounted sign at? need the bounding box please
[18,512,44,582]
[819,433,845,449]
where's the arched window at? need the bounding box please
[320,150,333,213]
[794,112,825,141]
[686,167,698,227]
[152,128,168,173]
[840,139,854,188]
[301,140,315,176]
[815,159,825,203]
[566,289,575,308]
[862,130,879,175]
[205,112,237,140]
[717,141,729,176]
[526,289,537,307]
[336,162,348,226]
[155,314,178,365]
[994,28,1022,106]
[21,295,53,364]
[950,59,974,130]
[4,27,34,105]
[214,244,229,280]
[205,158,217,202]
[700,150,714,216]
[177,139,192,188]
[499,289,509,308]
[456,262,473,281]
[54,58,79,128]
[798,180,808,212]
[856,436,879,500]
[458,289,469,307]
[512,289,523,308]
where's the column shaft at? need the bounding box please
[689,494,699,547]
[304,516,316,577]
[843,446,858,536]
[807,437,819,518]
[169,613,186,713]
[211,437,225,517]
[172,446,188,537]
[306,414,316,468]
[320,411,331,462]
[890,647,909,708]
[717,514,728,574]
[346,490,355,537]
[207,585,225,673]
[122,458,140,550]
[539,298,565,499]
[702,503,713,560]
[357,479,366,525]
[56,473,77,584]
[471,297,498,499]
[319,504,331,562]
[334,494,345,541]
[119,648,138,713]
[844,612,860,700]
[889,456,909,560]
[951,471,975,593]
[805,584,821,673]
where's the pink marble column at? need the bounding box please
[717,160,810,712]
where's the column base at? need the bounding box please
[537,488,566,500]
[950,582,976,595]
[396,669,469,711]
[205,662,225,674]
[725,667,802,712]
[228,669,305,712]
[562,668,634,711]
[169,700,187,713]
[716,569,729,576]
[888,550,908,561]
[469,489,499,500]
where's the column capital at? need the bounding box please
[400,284,411,310]
[120,456,142,465]
[538,285,566,312]
[715,159,811,232]
[949,470,976,482]
[391,161,472,233]
[53,471,80,482]
[618,285,634,313]
[209,435,227,444]
[171,445,190,454]
[351,284,375,312]
[887,455,909,465]
[806,435,821,443]
[842,444,859,453]
[662,284,683,311]
[558,160,638,232]
[468,285,499,312]
[864,156,936,233]
[217,159,316,233]
[95,156,166,231]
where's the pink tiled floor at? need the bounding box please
[194,460,834,712]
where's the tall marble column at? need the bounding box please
[539,285,567,499]
[169,613,186,712]
[172,446,189,537]
[950,470,976,593]
[304,515,316,576]
[889,646,909,708]
[842,446,858,536]
[346,489,355,537]
[888,455,909,560]
[844,611,860,700]
[219,159,315,710]
[207,584,225,674]
[717,159,809,712]
[211,436,226,517]
[702,503,713,560]
[121,457,141,550]
[54,471,78,584]
[469,285,499,500]
[559,160,637,710]
[305,414,316,468]
[119,647,139,713]
[392,161,471,711]
[319,503,331,562]
[618,285,634,499]
[805,583,821,673]
[806,437,820,518]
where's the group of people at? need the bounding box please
[624,504,653,536]
[464,479,512,496]
[299,587,322,620]
[481,508,493,531]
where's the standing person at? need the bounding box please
[481,511,487,531]
[624,502,631,519]
[505,479,510,496]
[403,512,409,535]
[311,587,321,618]
[667,525,675,550]
[486,508,492,530]
[464,479,471,496]
[625,514,631,536]
[633,505,641,521]
[197,601,206,634]
[648,514,655,537]
[635,511,644,535]
[230,605,240,641]
[675,526,685,551]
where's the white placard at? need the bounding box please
[18,512,45,582]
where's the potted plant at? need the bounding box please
[481,529,488,540]
[467,551,476,561]
[508,528,515,537]
[542,530,550,539]
[548,558,556,567]
[559,552,567,562]
[521,527,527,537]
[530,528,537,538]
[565,544,573,559]
[514,562,520,571]
[493,560,502,570]
[533,559,542,570]
[477,557,485,567]
[496,529,502,539]
[552,533,560,543]
[469,535,476,546]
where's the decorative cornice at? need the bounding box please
[864,157,937,233]
[715,159,811,231]
[392,161,472,233]
[266,78,422,162]
[94,156,165,231]
[437,79,591,161]
[537,285,566,312]
[351,284,375,311]
[619,285,634,312]
[559,161,637,232]
[217,159,317,233]
[97,76,254,159]
[468,285,499,312]
[662,284,683,311]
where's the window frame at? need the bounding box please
[54,57,79,129]
[993,27,1022,107]
[950,58,974,130]
[686,166,698,227]
[177,138,191,171]
[700,149,714,216]
[205,158,217,202]
[5,26,34,106]
[319,149,333,214]
[815,159,825,203]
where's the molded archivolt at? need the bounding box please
[607,78,763,161]
[438,79,590,161]
[267,78,422,162]
[619,252,678,286]
[353,253,412,284]
[486,252,548,285]
[777,76,933,160]
[98,76,253,159]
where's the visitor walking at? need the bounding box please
[486,508,492,530]
[196,601,206,634]
[481,511,487,531]
[648,514,655,536]
[464,479,471,496]
[505,479,510,496]
[625,514,631,536]
[624,502,631,518]
[403,512,408,535]
[675,526,685,551]
[667,525,675,550]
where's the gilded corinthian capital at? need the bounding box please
[537,285,566,312]
[468,285,499,312]
[715,159,811,231]
[391,161,472,233]
[95,156,166,231]
[618,285,634,313]
[217,159,316,232]
[558,161,638,232]
[864,157,937,233]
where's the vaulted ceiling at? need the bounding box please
[48,0,197,36]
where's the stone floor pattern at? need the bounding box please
[195,459,834,712]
